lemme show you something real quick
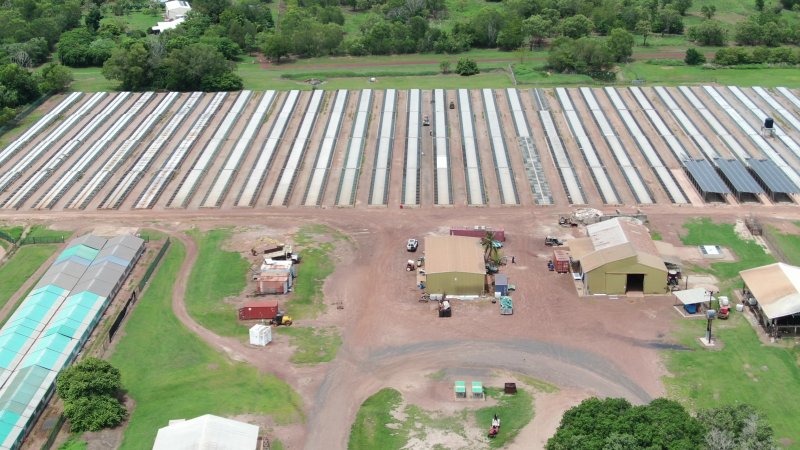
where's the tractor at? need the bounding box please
[270,312,293,326]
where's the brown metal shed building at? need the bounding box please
[424,236,485,295]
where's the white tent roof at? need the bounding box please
[673,288,709,305]
[741,263,800,320]
[153,414,259,450]
[152,17,186,32]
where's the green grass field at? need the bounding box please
[0,245,58,312]
[679,218,775,290]
[348,386,534,449]
[69,68,118,92]
[289,225,346,319]
[0,110,45,148]
[111,239,303,449]
[664,218,800,447]
[664,316,800,447]
[0,226,24,242]
[621,61,800,87]
[768,223,800,266]
[185,229,250,337]
[26,225,71,241]
[276,326,341,365]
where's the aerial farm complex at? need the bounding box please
[3,84,800,450]
[1,86,800,212]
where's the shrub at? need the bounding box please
[685,48,706,65]
[455,57,479,76]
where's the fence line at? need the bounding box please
[0,231,16,243]
[762,227,790,265]
[19,236,65,245]
[39,415,66,450]
[138,237,171,291]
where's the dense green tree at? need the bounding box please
[455,57,479,75]
[546,397,705,450]
[701,4,716,19]
[259,32,291,62]
[756,0,765,10]
[547,37,614,77]
[761,21,783,46]
[653,6,683,34]
[161,43,242,90]
[63,395,126,433]
[468,8,506,47]
[608,28,634,62]
[684,47,706,65]
[497,18,524,50]
[670,0,692,15]
[698,404,777,449]
[193,0,232,21]
[102,41,153,89]
[0,64,40,106]
[56,358,122,401]
[86,6,103,33]
[635,20,652,45]
[559,14,594,39]
[523,15,552,49]
[736,20,763,45]
[687,20,726,46]
[715,47,753,65]
[38,63,73,93]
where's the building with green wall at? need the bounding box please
[423,236,486,295]
[570,218,667,295]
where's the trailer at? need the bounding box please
[450,226,505,242]
[553,250,570,274]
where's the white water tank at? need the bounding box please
[719,296,729,307]
[249,324,272,346]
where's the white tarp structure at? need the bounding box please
[673,288,709,305]
[249,324,272,346]
[741,263,800,320]
[153,414,259,450]
[165,0,191,19]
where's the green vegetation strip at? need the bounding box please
[111,239,302,449]
[185,229,250,337]
[289,225,347,319]
[665,316,800,445]
[0,245,58,311]
[680,218,774,290]
[348,387,533,449]
[767,223,800,266]
[276,326,341,365]
[0,226,24,242]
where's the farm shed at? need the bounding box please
[740,263,800,336]
[238,300,279,320]
[570,218,667,295]
[153,414,259,450]
[424,236,485,295]
[164,0,191,19]
[257,273,290,295]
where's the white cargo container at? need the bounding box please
[249,324,272,346]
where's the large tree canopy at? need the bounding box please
[546,397,705,450]
[56,358,127,433]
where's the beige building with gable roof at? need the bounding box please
[423,236,485,295]
[741,262,800,336]
[570,218,667,295]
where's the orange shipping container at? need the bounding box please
[553,250,570,274]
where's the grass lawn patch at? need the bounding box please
[26,225,71,241]
[136,229,167,242]
[288,225,347,319]
[69,68,118,92]
[111,239,302,449]
[0,245,58,312]
[475,387,534,448]
[680,218,774,290]
[513,61,593,85]
[349,386,534,449]
[767,224,800,266]
[276,326,341,365]
[664,315,800,445]
[185,229,250,337]
[0,225,24,242]
[621,61,800,86]
[0,109,44,148]
[58,436,88,450]
[348,388,407,450]
[651,231,662,241]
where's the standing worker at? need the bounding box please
[511,256,515,264]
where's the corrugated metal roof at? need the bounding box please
[96,245,138,264]
[741,263,800,319]
[67,234,107,250]
[749,159,800,194]
[424,236,485,275]
[714,158,763,194]
[55,245,99,265]
[35,272,80,292]
[153,414,259,450]
[684,159,730,195]
[579,218,665,272]
[105,234,144,251]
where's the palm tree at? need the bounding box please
[480,231,498,262]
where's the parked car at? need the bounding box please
[544,237,563,247]
[407,239,419,252]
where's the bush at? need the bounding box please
[455,57,479,76]
[687,20,727,46]
[685,48,706,65]
[57,358,127,433]
[715,47,753,65]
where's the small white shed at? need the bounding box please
[249,324,272,346]
[165,0,191,20]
